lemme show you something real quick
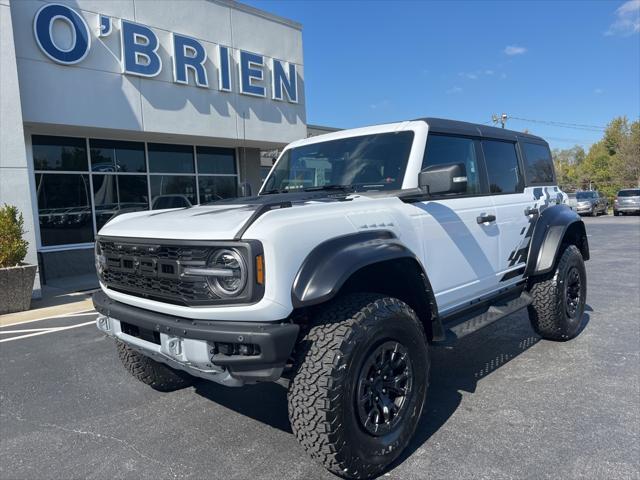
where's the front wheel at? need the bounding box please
[527,245,587,341]
[288,294,429,479]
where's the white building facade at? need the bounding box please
[0,0,306,295]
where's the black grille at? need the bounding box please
[98,239,217,305]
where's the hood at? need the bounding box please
[98,191,357,240]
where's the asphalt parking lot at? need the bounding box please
[1,215,639,480]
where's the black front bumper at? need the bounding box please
[93,291,299,379]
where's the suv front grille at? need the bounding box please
[98,239,217,305]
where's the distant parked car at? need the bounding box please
[613,188,640,216]
[575,190,608,216]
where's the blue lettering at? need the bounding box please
[99,15,112,37]
[33,4,91,65]
[121,20,162,77]
[218,46,232,92]
[239,51,265,97]
[272,59,298,103]
[172,34,208,87]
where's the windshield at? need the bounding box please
[576,191,596,200]
[262,131,414,193]
[618,189,640,197]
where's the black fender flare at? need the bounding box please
[291,230,426,308]
[525,204,589,276]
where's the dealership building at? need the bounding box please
[0,0,308,296]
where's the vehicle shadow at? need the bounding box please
[390,309,591,470]
[192,308,591,472]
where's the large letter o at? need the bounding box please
[33,3,91,65]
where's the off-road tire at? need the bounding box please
[116,341,194,391]
[527,245,587,341]
[288,294,429,479]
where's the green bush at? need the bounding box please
[0,204,29,268]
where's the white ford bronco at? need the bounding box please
[94,118,589,479]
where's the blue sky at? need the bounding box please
[245,0,640,150]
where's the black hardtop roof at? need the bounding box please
[417,117,547,144]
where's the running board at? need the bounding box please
[433,292,533,346]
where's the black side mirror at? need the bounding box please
[418,163,467,195]
[239,182,253,197]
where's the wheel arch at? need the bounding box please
[526,204,589,277]
[291,231,441,340]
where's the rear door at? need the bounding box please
[417,133,500,313]
[482,138,536,286]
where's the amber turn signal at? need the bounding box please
[255,254,264,285]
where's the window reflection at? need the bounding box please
[33,136,87,171]
[150,176,197,209]
[90,139,146,173]
[35,174,93,246]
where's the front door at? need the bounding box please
[417,134,500,314]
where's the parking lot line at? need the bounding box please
[0,310,97,328]
[0,320,97,343]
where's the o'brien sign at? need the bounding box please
[32,3,299,103]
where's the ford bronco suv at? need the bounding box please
[93,118,589,479]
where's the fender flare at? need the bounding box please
[525,204,589,276]
[291,230,426,308]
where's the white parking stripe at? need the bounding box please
[0,320,97,343]
[0,327,55,334]
[0,311,98,328]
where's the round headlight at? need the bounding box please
[207,249,247,297]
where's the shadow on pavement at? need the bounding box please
[192,308,591,471]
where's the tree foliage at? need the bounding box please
[0,204,29,268]
[552,117,640,200]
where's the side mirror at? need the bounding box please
[419,163,467,195]
[239,182,253,197]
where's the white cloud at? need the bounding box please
[446,86,463,94]
[605,0,640,36]
[594,88,604,94]
[504,45,527,56]
[459,70,495,80]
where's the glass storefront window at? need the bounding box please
[33,136,241,246]
[32,135,87,171]
[148,143,194,173]
[92,175,149,231]
[196,146,236,174]
[90,139,146,173]
[150,175,197,209]
[35,173,93,246]
[198,176,238,203]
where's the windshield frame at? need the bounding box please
[260,128,421,195]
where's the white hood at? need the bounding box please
[98,204,256,240]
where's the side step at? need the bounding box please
[433,292,533,346]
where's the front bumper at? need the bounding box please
[93,291,299,386]
[576,204,594,214]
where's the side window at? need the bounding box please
[482,140,523,194]
[423,134,482,195]
[521,142,554,184]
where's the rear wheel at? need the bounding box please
[527,245,587,341]
[614,210,620,216]
[116,341,194,391]
[288,294,429,479]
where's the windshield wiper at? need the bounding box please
[302,184,354,193]
[260,188,289,195]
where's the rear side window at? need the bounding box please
[522,142,554,184]
[618,189,640,197]
[423,134,482,194]
[482,140,523,194]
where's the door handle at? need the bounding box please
[525,207,539,216]
[477,214,496,224]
